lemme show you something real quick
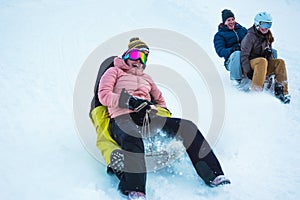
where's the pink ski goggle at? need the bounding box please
[123,50,148,64]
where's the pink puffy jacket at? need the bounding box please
[98,57,167,118]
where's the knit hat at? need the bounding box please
[222,9,235,23]
[127,37,149,51]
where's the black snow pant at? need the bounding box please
[110,112,224,194]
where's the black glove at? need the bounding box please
[264,47,272,58]
[246,70,254,80]
[119,88,152,112]
[231,45,241,52]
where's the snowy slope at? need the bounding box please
[0,0,299,200]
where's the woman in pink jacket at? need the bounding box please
[98,37,230,200]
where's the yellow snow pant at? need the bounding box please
[90,106,171,166]
[90,106,120,165]
[250,57,289,94]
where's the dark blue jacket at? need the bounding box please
[213,22,247,64]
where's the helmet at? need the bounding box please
[254,12,272,28]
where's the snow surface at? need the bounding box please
[1,0,300,199]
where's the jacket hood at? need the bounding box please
[247,25,266,39]
[247,25,256,34]
[114,57,130,70]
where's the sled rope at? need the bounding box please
[142,110,154,153]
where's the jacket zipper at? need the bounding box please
[233,29,240,43]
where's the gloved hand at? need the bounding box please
[264,47,272,58]
[231,45,241,52]
[119,88,152,112]
[246,70,254,80]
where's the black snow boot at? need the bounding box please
[274,83,291,104]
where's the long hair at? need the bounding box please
[265,30,274,44]
[255,25,274,46]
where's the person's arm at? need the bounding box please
[98,67,120,108]
[240,34,253,74]
[149,79,167,108]
[213,33,232,59]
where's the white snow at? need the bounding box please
[1,0,299,199]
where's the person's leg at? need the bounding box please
[155,117,226,185]
[272,48,278,59]
[110,116,146,195]
[226,51,243,80]
[267,59,289,95]
[250,57,268,91]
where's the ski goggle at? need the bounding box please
[122,50,148,64]
[259,21,272,29]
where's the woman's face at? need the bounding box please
[125,50,149,69]
[224,17,235,30]
[126,59,144,69]
[259,27,269,34]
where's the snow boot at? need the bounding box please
[195,161,231,187]
[231,79,241,86]
[128,191,146,200]
[274,83,291,104]
[195,161,217,185]
[210,175,231,187]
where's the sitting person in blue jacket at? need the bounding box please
[213,9,247,84]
